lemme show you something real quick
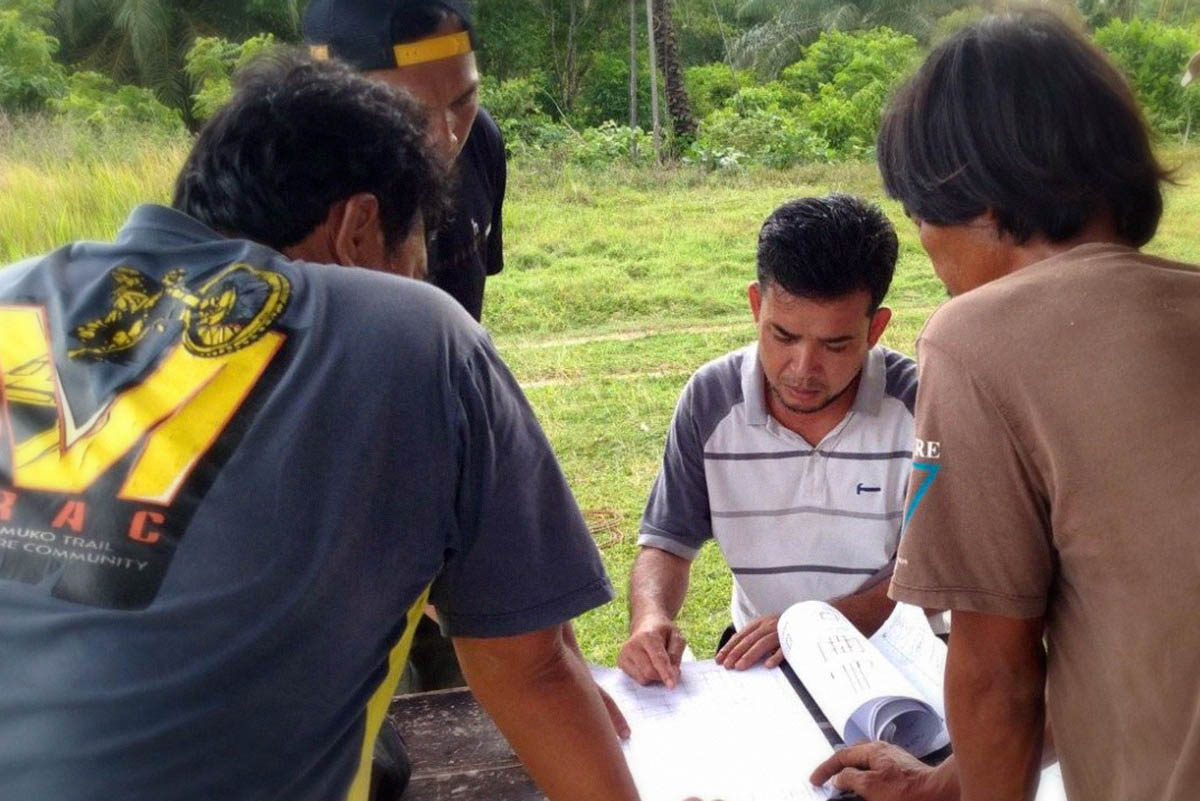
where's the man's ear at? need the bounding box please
[748,281,763,323]
[867,306,893,347]
[331,192,386,269]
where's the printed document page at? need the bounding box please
[592,661,835,801]
[779,601,947,756]
[868,601,948,719]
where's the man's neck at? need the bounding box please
[767,370,862,447]
[1005,219,1128,277]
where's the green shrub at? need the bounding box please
[0,0,54,27]
[731,81,805,113]
[571,121,656,167]
[50,72,184,134]
[1095,18,1200,141]
[185,34,278,122]
[572,52,651,128]
[782,27,921,98]
[0,9,66,112]
[690,107,831,168]
[780,27,920,157]
[480,72,554,144]
[684,62,756,118]
[506,120,655,168]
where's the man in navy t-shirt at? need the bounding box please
[0,54,637,801]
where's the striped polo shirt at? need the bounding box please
[639,344,917,630]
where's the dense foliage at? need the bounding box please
[2,0,1199,164]
[1095,18,1200,141]
[0,9,66,111]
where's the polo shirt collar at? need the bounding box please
[741,344,770,427]
[115,204,227,249]
[744,343,887,426]
[852,346,886,417]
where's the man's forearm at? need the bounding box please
[829,571,895,636]
[628,547,690,628]
[456,629,640,801]
[945,614,1046,801]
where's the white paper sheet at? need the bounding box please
[779,601,947,756]
[592,660,835,801]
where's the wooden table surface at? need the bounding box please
[389,687,544,800]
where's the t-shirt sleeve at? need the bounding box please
[637,381,712,560]
[431,337,613,637]
[890,336,1054,618]
[485,117,505,277]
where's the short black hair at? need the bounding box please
[877,8,1167,247]
[757,194,899,313]
[172,50,447,253]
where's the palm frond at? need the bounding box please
[113,0,175,90]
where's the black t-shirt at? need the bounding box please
[429,107,506,322]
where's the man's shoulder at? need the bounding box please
[472,107,504,146]
[878,346,918,416]
[294,260,487,357]
[686,345,750,394]
[464,107,505,170]
[676,345,751,431]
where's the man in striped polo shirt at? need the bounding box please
[618,195,917,687]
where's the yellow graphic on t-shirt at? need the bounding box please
[0,304,284,504]
[70,263,290,360]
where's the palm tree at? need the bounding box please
[731,0,959,76]
[52,0,300,122]
[652,0,697,138]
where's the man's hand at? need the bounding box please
[561,622,631,739]
[618,613,686,688]
[597,682,631,739]
[810,743,960,801]
[714,614,783,670]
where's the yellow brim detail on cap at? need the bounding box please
[393,31,472,67]
[310,44,331,61]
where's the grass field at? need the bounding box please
[3,123,1198,663]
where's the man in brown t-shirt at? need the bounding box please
[811,10,1200,801]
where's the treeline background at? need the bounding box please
[2,0,1199,168]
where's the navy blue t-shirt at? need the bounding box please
[0,205,612,801]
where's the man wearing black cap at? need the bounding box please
[304,0,505,324]
[304,0,502,706]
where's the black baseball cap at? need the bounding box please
[303,0,476,72]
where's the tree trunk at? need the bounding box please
[629,0,639,129]
[651,0,697,139]
[645,0,662,160]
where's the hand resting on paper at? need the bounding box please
[715,614,784,670]
[617,612,686,689]
[810,742,960,801]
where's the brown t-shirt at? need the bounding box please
[891,243,1200,801]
